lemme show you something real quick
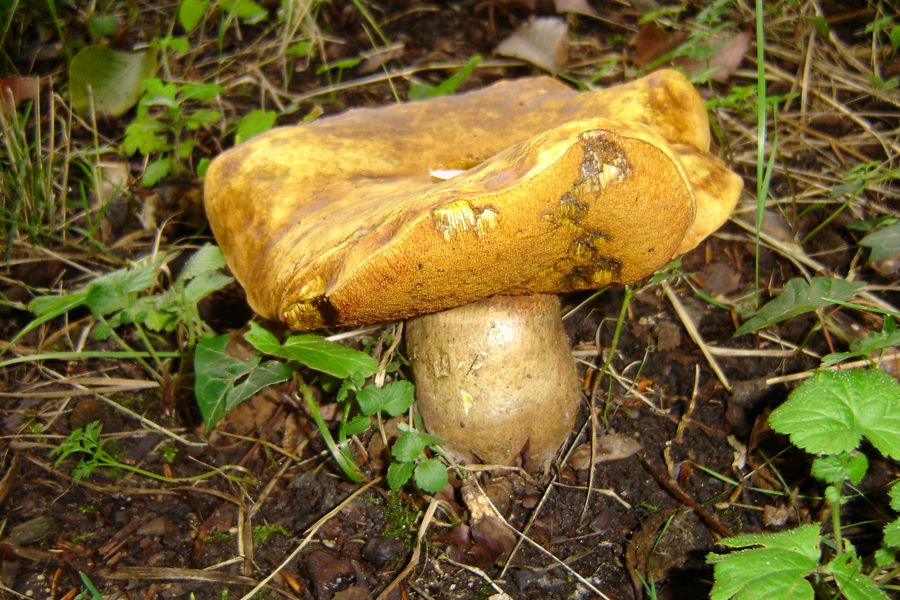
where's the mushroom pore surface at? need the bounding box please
[405,294,580,470]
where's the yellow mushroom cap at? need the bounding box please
[204,69,742,331]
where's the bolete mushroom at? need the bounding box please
[204,69,742,470]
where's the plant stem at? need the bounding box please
[298,380,365,483]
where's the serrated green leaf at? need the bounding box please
[179,82,225,102]
[186,108,221,130]
[707,524,821,600]
[890,482,900,512]
[810,452,868,486]
[387,461,414,490]
[244,322,378,379]
[735,277,864,336]
[860,221,900,261]
[179,0,208,33]
[123,116,169,155]
[391,430,441,463]
[69,45,158,116]
[884,519,900,549]
[235,109,277,144]
[85,260,159,317]
[414,458,448,494]
[769,370,900,459]
[356,381,415,417]
[826,551,891,600]
[194,334,292,429]
[182,272,233,305]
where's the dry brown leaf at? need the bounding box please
[631,23,686,67]
[675,30,751,83]
[554,0,598,17]
[569,433,642,469]
[495,17,569,73]
[0,76,40,115]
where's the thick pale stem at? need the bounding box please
[405,294,581,471]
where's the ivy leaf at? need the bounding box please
[387,461,414,490]
[194,334,292,429]
[826,552,892,600]
[769,370,900,459]
[356,381,415,417]
[735,277,864,336]
[244,322,378,379]
[414,458,448,494]
[707,524,821,600]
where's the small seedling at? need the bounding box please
[387,425,448,494]
[123,78,224,185]
[707,369,900,599]
[51,421,249,484]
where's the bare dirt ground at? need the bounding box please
[1,1,898,599]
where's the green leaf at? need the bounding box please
[356,381,415,417]
[769,370,900,459]
[88,14,119,39]
[822,317,900,367]
[218,0,268,24]
[179,0,208,33]
[810,452,868,486]
[409,54,482,101]
[69,45,158,116]
[707,524,821,600]
[341,415,370,437]
[179,82,225,102]
[185,108,221,130]
[386,461,414,490]
[141,157,171,187]
[860,221,900,261]
[123,116,169,156]
[826,551,892,600]
[890,482,900,512]
[884,519,900,549]
[414,458,448,494]
[244,322,378,379]
[84,259,159,318]
[194,334,292,429]
[391,430,441,463]
[235,109,277,144]
[735,277,864,336]
[178,244,227,281]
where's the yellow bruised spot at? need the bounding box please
[432,201,499,241]
[460,388,474,417]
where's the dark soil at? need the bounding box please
[1,1,897,599]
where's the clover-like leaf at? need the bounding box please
[356,380,415,417]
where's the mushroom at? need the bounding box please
[204,69,742,470]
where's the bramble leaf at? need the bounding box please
[735,277,864,336]
[769,370,900,459]
[707,524,821,600]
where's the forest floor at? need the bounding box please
[1,1,898,599]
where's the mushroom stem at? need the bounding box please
[405,294,581,470]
